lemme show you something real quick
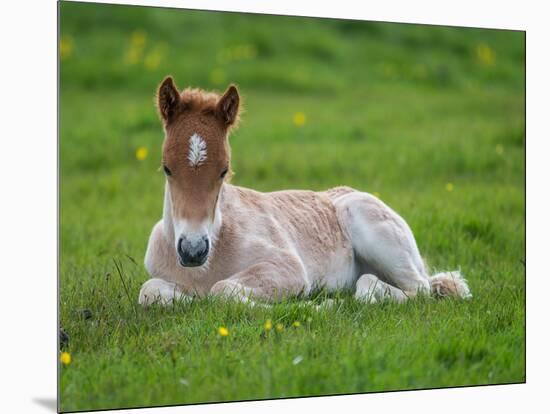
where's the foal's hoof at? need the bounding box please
[60,328,70,349]
[78,309,93,320]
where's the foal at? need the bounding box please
[139,76,471,306]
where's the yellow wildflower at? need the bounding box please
[264,319,272,331]
[292,321,301,328]
[131,30,147,48]
[144,51,162,71]
[59,35,74,61]
[135,147,148,161]
[218,326,229,337]
[476,43,496,66]
[275,323,284,332]
[446,183,454,192]
[217,45,257,64]
[234,44,257,60]
[125,30,147,65]
[60,352,71,366]
[125,48,141,65]
[293,112,306,127]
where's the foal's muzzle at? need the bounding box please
[177,235,209,267]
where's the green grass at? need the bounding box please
[59,2,525,412]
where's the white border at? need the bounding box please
[1,1,547,413]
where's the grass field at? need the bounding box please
[59,2,525,412]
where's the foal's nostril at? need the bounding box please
[177,235,210,267]
[203,237,210,256]
[177,237,185,259]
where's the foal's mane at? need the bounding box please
[180,88,220,114]
[178,87,242,128]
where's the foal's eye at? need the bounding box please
[163,165,172,176]
[220,168,229,179]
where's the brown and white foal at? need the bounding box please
[139,76,471,306]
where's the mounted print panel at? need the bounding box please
[59,2,525,412]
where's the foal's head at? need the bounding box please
[156,76,240,267]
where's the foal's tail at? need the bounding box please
[428,270,472,299]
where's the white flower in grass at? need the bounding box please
[292,355,303,365]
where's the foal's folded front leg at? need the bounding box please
[139,278,191,306]
[210,257,310,303]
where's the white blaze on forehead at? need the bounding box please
[187,133,207,167]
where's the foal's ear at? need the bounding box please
[216,85,240,126]
[157,76,180,122]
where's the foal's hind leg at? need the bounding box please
[334,192,430,298]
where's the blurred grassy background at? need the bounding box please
[59,2,525,412]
